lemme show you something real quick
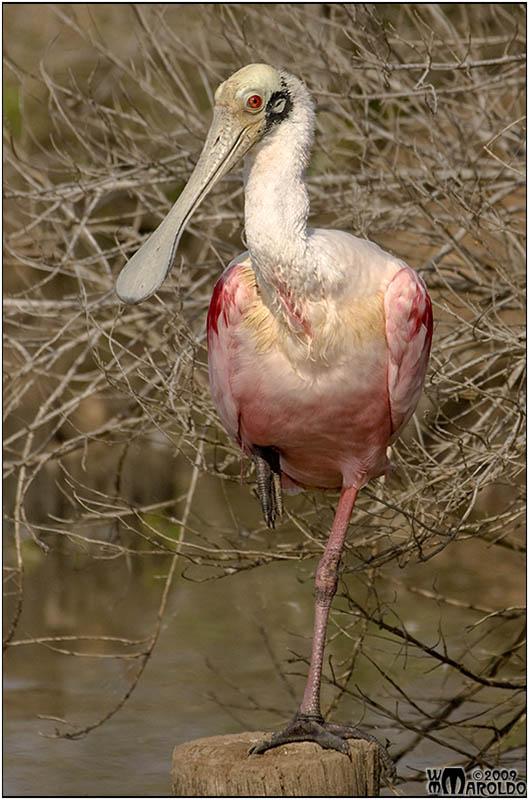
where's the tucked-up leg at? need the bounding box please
[249,485,395,778]
[252,445,283,528]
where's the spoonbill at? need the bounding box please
[116,64,432,770]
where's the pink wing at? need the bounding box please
[384,267,433,441]
[206,260,255,444]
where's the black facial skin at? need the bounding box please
[264,86,293,132]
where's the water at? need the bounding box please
[3,477,525,796]
[4,546,323,796]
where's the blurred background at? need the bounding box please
[3,4,525,796]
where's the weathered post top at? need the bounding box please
[172,731,381,796]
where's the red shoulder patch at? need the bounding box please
[207,262,256,338]
[207,270,229,336]
[207,264,239,336]
[410,284,433,345]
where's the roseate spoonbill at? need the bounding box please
[116,64,432,771]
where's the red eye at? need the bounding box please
[247,94,262,110]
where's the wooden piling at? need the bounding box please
[172,731,380,796]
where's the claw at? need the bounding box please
[248,713,395,780]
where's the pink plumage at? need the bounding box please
[207,259,432,492]
[116,63,432,771]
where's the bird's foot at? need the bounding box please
[252,445,283,529]
[249,712,395,779]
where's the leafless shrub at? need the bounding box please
[3,3,525,788]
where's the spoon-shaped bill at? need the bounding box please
[116,108,258,304]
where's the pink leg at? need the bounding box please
[300,485,358,718]
[250,485,395,777]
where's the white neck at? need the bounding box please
[243,73,316,306]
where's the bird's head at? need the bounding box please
[116,63,306,304]
[213,63,294,143]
